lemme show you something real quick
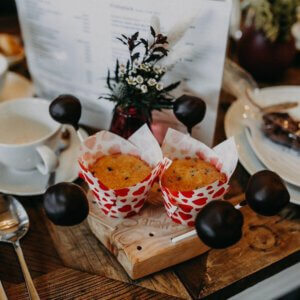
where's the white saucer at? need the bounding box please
[224,88,300,205]
[0,72,34,102]
[0,126,84,196]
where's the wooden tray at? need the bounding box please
[46,189,300,299]
[88,189,209,279]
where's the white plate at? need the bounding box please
[244,87,300,187]
[0,126,83,196]
[245,120,300,187]
[224,87,300,205]
[0,71,34,101]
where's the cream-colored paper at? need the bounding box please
[16,0,232,146]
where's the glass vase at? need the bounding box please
[109,106,151,139]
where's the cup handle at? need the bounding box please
[36,145,58,175]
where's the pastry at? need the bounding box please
[161,158,226,191]
[90,154,152,189]
[262,112,300,152]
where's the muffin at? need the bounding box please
[90,154,152,189]
[161,158,226,191]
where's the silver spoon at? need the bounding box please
[0,199,9,299]
[0,195,40,300]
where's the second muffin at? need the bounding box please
[161,157,226,191]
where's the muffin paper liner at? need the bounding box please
[78,125,166,218]
[160,128,238,226]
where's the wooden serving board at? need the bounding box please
[45,185,300,299]
[88,190,209,279]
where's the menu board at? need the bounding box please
[16,0,232,146]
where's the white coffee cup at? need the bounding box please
[0,98,61,174]
[0,54,8,95]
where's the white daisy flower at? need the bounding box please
[147,78,156,86]
[141,84,148,93]
[156,83,164,91]
[153,65,161,74]
[126,76,136,85]
[136,75,144,84]
[140,64,148,71]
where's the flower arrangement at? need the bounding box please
[100,27,180,120]
[249,0,299,42]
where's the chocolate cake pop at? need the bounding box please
[44,182,89,226]
[49,94,82,130]
[173,95,206,134]
[245,170,290,216]
[195,200,244,249]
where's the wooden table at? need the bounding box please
[0,14,300,300]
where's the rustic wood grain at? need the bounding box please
[197,205,300,298]
[45,216,191,299]
[88,193,243,281]
[171,203,300,299]
[46,192,300,299]
[5,267,178,300]
[88,191,209,280]
[1,280,16,291]
[72,190,299,299]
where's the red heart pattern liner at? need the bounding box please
[159,160,230,226]
[79,158,167,218]
[79,127,237,223]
